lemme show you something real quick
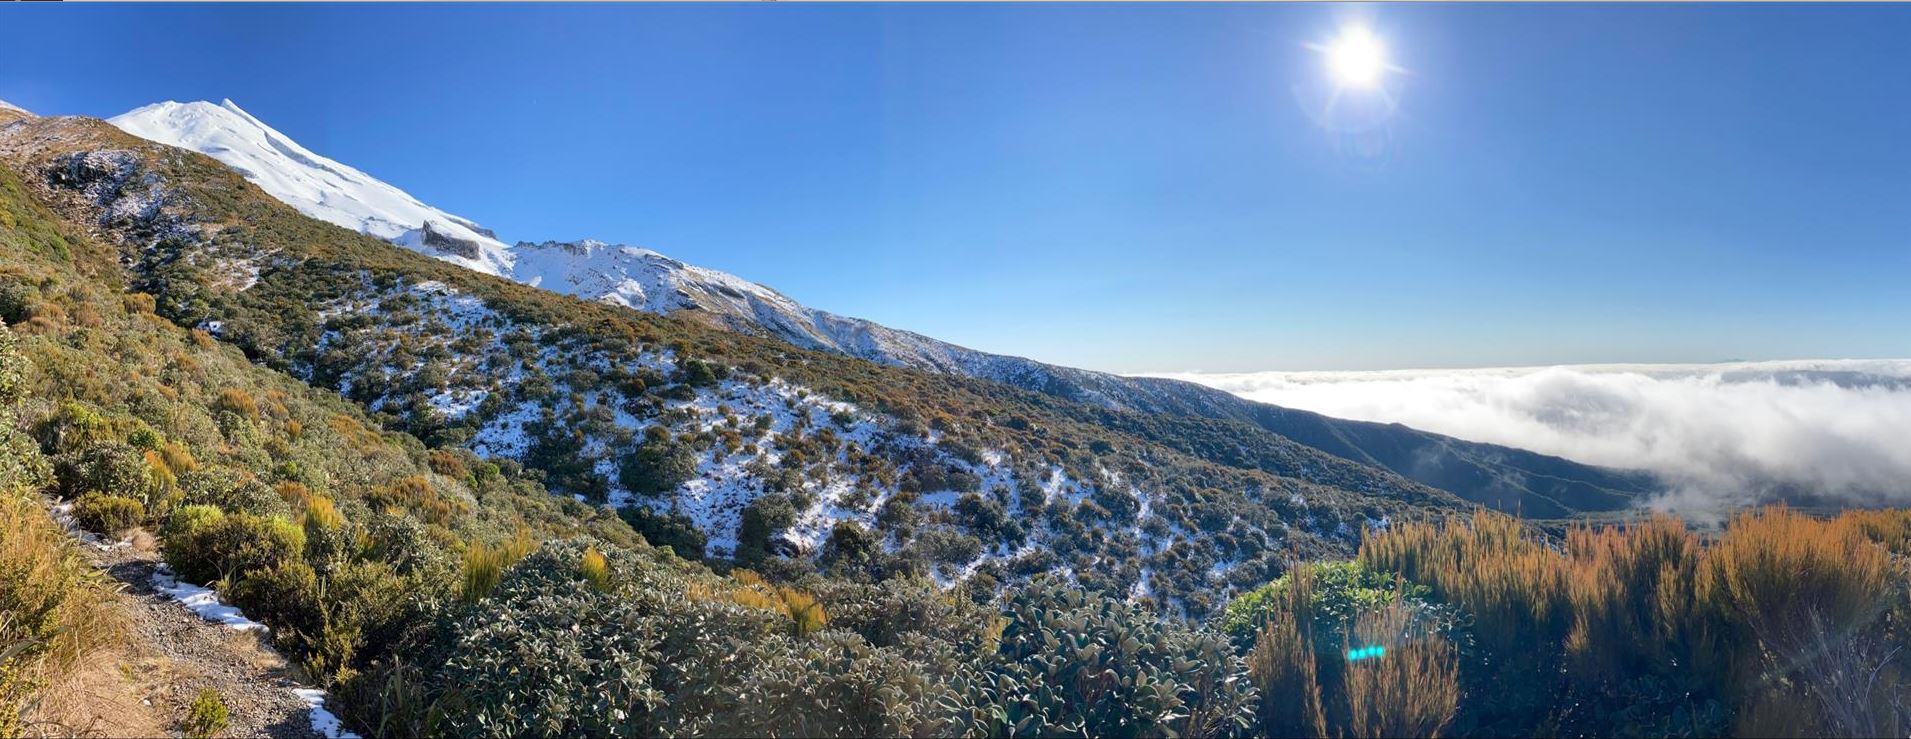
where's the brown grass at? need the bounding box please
[1244,564,1327,738]
[1342,601,1461,739]
[457,529,535,604]
[0,489,125,735]
[1356,505,1911,736]
[20,644,167,739]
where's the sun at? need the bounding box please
[1323,26,1388,89]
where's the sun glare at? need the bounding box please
[1324,26,1388,89]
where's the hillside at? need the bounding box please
[0,107,1477,616]
[102,99,1657,519]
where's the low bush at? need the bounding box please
[162,508,304,586]
[184,687,229,739]
[947,580,1257,738]
[617,506,706,560]
[53,441,149,500]
[70,491,144,534]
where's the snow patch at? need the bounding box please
[150,564,268,632]
[48,503,132,551]
[294,688,362,739]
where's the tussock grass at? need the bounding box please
[0,488,123,734]
[457,529,534,604]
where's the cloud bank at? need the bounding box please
[1146,360,1911,514]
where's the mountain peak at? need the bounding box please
[109,98,515,277]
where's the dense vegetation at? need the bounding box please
[5,110,1911,739]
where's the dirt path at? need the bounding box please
[36,539,319,738]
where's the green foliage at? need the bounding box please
[434,543,669,737]
[735,494,798,564]
[820,520,878,576]
[411,542,989,738]
[70,492,144,534]
[616,435,696,497]
[0,328,45,492]
[1222,561,1432,648]
[616,506,706,561]
[53,441,150,500]
[178,467,287,518]
[162,509,304,586]
[1235,564,1463,739]
[184,687,230,739]
[947,580,1257,738]
[674,358,722,388]
[0,327,20,409]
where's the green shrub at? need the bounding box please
[820,521,877,575]
[229,560,322,644]
[617,506,706,561]
[948,580,1257,738]
[674,359,721,388]
[163,509,304,585]
[184,687,229,739]
[617,437,696,497]
[31,402,115,456]
[53,441,149,499]
[70,492,144,534]
[1221,561,1433,649]
[735,494,797,564]
[436,545,668,737]
[178,466,287,518]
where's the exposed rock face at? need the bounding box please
[43,149,196,243]
[412,221,485,260]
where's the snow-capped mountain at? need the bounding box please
[109,100,515,276]
[0,98,30,116]
[104,100,1025,373]
[106,98,1660,515]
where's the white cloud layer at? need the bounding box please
[1145,360,1911,514]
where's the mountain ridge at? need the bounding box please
[102,98,1657,517]
[4,109,1490,614]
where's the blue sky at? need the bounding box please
[4,3,1909,373]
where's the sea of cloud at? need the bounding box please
[1144,360,1911,514]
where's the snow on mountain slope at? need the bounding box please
[99,99,1661,513]
[95,101,1513,432]
[0,98,30,115]
[102,99,965,366]
[511,238,1012,370]
[108,100,514,276]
